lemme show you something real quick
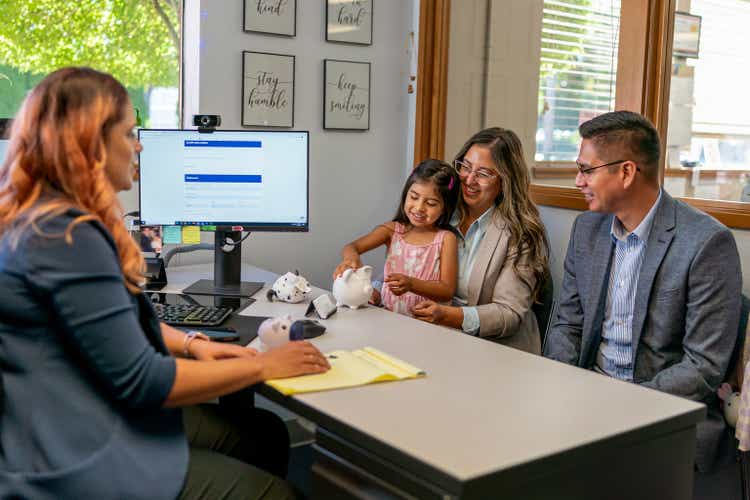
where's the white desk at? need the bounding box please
[166,264,704,500]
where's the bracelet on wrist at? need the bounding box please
[183,331,210,357]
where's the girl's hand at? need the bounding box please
[385,273,413,296]
[190,340,258,361]
[412,300,445,324]
[369,287,382,305]
[333,258,363,280]
[258,341,331,380]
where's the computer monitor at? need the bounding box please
[138,129,309,297]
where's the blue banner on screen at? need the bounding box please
[184,140,262,148]
[184,174,262,183]
[138,130,308,230]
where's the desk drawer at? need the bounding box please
[312,428,456,500]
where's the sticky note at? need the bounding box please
[200,225,217,232]
[163,226,181,244]
[182,226,201,244]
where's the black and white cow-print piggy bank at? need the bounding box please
[266,271,312,304]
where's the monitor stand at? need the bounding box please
[182,229,264,298]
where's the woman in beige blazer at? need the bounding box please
[412,128,549,354]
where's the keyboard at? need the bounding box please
[153,303,234,327]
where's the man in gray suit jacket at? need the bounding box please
[544,111,742,489]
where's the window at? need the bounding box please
[0,1,181,128]
[436,0,750,226]
[535,0,621,175]
[664,0,750,204]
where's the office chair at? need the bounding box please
[532,272,555,350]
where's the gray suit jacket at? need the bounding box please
[544,191,742,473]
[466,209,541,355]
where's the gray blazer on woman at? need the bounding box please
[465,209,541,355]
[545,191,742,473]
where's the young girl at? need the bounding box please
[333,159,459,316]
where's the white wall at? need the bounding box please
[445,0,488,159]
[484,0,543,164]
[130,0,416,288]
[445,0,542,162]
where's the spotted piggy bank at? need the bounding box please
[332,265,373,309]
[266,271,311,304]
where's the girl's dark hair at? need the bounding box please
[454,127,549,301]
[392,159,459,234]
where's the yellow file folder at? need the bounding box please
[266,347,426,395]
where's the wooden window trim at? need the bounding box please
[533,165,750,181]
[414,0,451,166]
[530,184,750,230]
[530,184,589,211]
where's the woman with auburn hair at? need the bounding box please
[0,67,328,499]
[410,127,549,354]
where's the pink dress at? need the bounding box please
[381,223,447,316]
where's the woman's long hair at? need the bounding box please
[0,67,144,293]
[454,127,549,301]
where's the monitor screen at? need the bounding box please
[138,129,308,230]
[0,139,8,165]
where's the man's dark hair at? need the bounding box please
[579,111,660,181]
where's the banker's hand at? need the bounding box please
[412,300,445,324]
[258,341,330,380]
[190,340,258,361]
[332,258,362,280]
[385,273,413,296]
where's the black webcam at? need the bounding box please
[193,114,221,129]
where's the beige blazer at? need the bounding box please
[465,209,540,354]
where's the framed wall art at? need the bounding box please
[323,59,370,130]
[242,51,295,127]
[243,0,297,37]
[326,0,373,45]
[673,12,701,58]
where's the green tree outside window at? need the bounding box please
[0,0,180,125]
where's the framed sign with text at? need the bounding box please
[673,12,701,58]
[242,51,295,127]
[323,59,370,131]
[326,0,373,45]
[243,0,296,37]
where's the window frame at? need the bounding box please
[529,0,750,229]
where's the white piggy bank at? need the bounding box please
[718,382,741,428]
[332,265,373,309]
[266,271,311,304]
[258,315,293,350]
[725,392,741,428]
